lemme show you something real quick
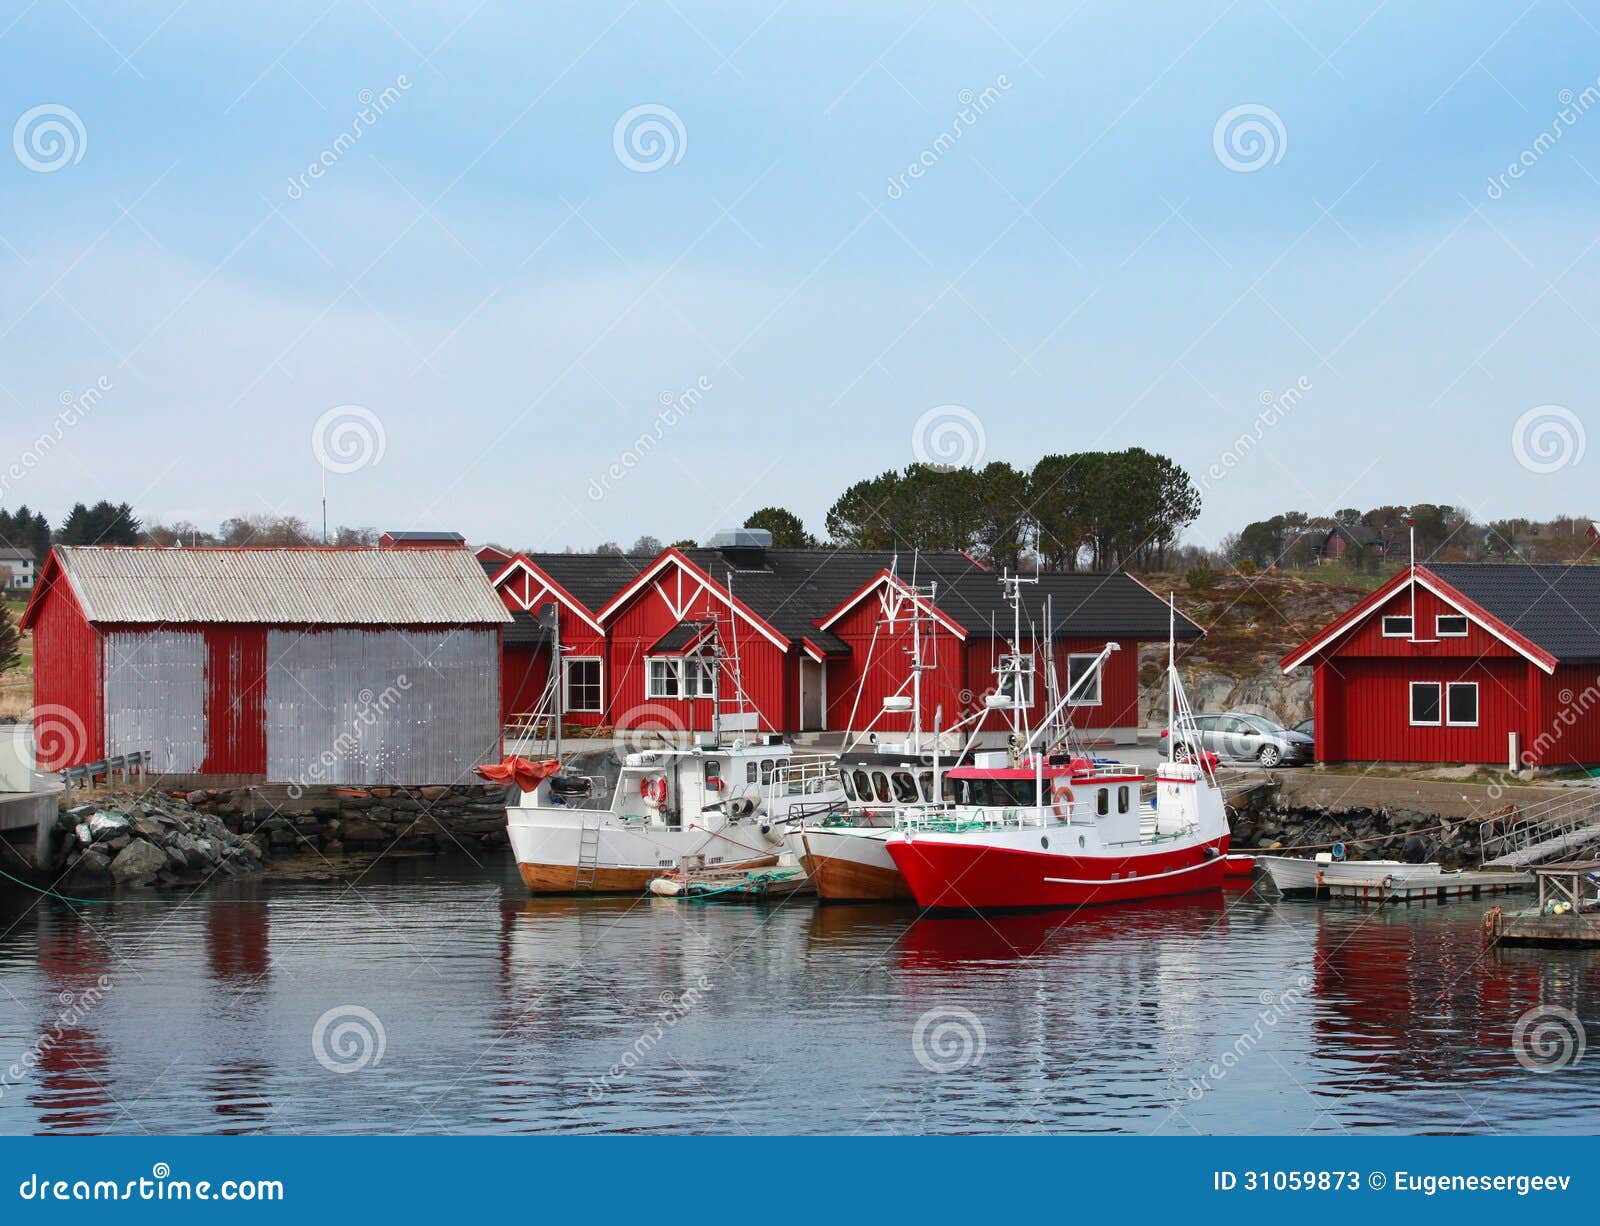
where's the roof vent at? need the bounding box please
[711,528,771,570]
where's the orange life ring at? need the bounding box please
[1051,782,1074,819]
[639,776,668,807]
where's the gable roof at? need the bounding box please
[1278,563,1579,672]
[483,552,653,631]
[1322,524,1387,549]
[0,547,35,562]
[23,546,511,628]
[381,530,466,544]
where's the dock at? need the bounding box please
[1486,861,1600,946]
[1321,868,1531,906]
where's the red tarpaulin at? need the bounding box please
[476,756,561,791]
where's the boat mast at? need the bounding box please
[1167,592,1175,766]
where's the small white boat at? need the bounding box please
[1258,852,1530,896]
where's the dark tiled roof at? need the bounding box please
[481,553,656,615]
[1428,563,1600,661]
[503,610,552,646]
[1325,524,1387,549]
[929,572,1203,641]
[383,531,466,542]
[647,620,715,654]
[680,547,983,648]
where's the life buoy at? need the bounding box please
[1051,782,1074,820]
[639,776,668,807]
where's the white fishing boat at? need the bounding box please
[500,612,845,894]
[1258,853,1531,897]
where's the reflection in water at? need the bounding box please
[1,860,1597,1134]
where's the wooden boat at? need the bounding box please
[1259,852,1531,898]
[647,863,814,902]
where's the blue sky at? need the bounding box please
[3,0,1600,549]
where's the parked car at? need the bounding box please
[1176,711,1314,768]
[1292,718,1313,738]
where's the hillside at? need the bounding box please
[1,600,29,721]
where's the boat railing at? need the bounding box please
[1479,788,1600,865]
[770,755,841,797]
[898,804,1047,832]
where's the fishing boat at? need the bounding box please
[1258,853,1530,898]
[885,587,1231,912]
[501,614,846,894]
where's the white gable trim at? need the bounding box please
[490,556,604,635]
[816,572,967,640]
[598,554,790,652]
[1281,571,1555,674]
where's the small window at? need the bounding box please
[563,658,603,713]
[1436,615,1468,637]
[748,762,760,785]
[1447,682,1479,727]
[1096,788,1109,816]
[851,768,871,799]
[646,658,680,698]
[685,659,718,698]
[760,759,775,785]
[1067,654,1103,706]
[942,775,960,802]
[1118,785,1130,814]
[872,771,891,803]
[917,770,934,802]
[891,771,918,803]
[1382,616,1413,638]
[704,760,722,787]
[1410,682,1441,726]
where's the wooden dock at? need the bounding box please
[1322,869,1531,906]
[1486,861,1600,946]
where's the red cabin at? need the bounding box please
[1282,563,1600,768]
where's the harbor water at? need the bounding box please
[0,853,1595,1135]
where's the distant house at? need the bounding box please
[0,547,37,590]
[1314,525,1388,564]
[1283,563,1600,768]
[378,531,466,550]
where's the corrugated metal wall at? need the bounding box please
[265,628,500,785]
[104,630,208,771]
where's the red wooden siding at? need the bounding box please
[1332,586,1519,660]
[28,570,103,769]
[1317,656,1528,764]
[822,593,967,734]
[963,637,1142,735]
[201,626,267,774]
[1526,663,1600,767]
[489,563,606,727]
[604,560,788,732]
[502,644,549,725]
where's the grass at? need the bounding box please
[2,598,30,719]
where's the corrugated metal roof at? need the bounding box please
[55,546,512,626]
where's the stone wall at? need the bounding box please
[167,783,510,857]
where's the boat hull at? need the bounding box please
[519,859,776,894]
[887,832,1230,911]
[796,828,912,902]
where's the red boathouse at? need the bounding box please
[1282,563,1600,768]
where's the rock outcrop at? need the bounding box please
[55,793,266,890]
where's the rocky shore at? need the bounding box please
[1230,794,1486,867]
[49,782,511,890]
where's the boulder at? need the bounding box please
[110,840,167,887]
[66,849,113,888]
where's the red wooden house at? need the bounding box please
[1282,563,1600,768]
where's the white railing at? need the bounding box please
[771,755,841,797]
[1479,789,1600,865]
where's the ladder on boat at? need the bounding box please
[574,818,601,891]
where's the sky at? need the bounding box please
[2,0,1599,551]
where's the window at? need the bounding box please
[963,778,1038,807]
[1118,785,1131,814]
[891,771,918,803]
[749,762,762,785]
[685,658,718,698]
[1067,654,1103,705]
[761,759,776,785]
[1410,682,1441,726]
[1096,788,1109,816]
[704,760,722,788]
[1447,682,1479,727]
[871,771,891,803]
[1382,615,1413,637]
[1436,615,1469,637]
[851,768,871,799]
[563,658,603,713]
[917,770,935,802]
[646,658,680,698]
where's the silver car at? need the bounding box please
[1178,711,1314,768]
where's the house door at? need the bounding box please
[800,659,824,731]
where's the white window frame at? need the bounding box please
[1409,681,1442,727]
[562,656,604,713]
[684,657,718,699]
[1436,614,1469,638]
[1446,681,1479,727]
[646,657,682,699]
[996,654,1035,708]
[1382,615,1414,638]
[1066,653,1103,706]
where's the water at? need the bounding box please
[0,854,1595,1135]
